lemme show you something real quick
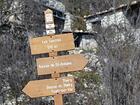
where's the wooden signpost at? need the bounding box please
[22,9,88,105]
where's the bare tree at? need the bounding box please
[94,1,140,105]
[0,0,40,104]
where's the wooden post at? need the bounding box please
[49,51,64,105]
[45,8,63,105]
[54,94,63,105]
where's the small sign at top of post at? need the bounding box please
[44,9,56,35]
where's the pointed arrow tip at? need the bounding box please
[22,82,34,98]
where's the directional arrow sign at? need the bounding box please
[30,33,75,55]
[36,54,88,75]
[22,77,75,98]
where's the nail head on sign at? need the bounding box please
[50,35,53,38]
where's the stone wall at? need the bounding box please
[85,5,140,43]
[85,10,131,32]
[85,17,101,32]
[101,10,130,28]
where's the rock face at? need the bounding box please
[40,0,65,12]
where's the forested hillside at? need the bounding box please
[61,0,138,15]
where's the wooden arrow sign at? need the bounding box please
[30,33,75,55]
[22,77,75,98]
[36,54,88,75]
